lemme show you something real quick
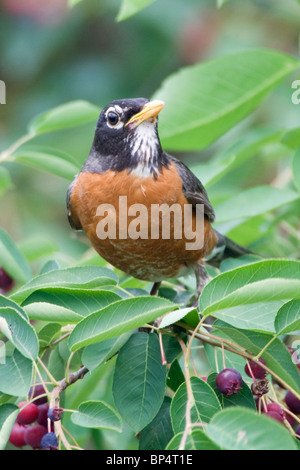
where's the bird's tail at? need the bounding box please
[205,230,255,268]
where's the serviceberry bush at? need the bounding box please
[0,0,300,451]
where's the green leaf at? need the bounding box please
[161,334,183,365]
[281,126,300,150]
[292,148,300,193]
[0,228,32,284]
[214,320,300,393]
[0,307,39,359]
[0,404,19,450]
[206,407,297,450]
[0,350,33,397]
[81,332,132,370]
[166,429,220,450]
[71,400,122,432]
[200,259,300,318]
[10,266,118,304]
[167,360,185,394]
[22,287,122,318]
[0,293,28,319]
[205,301,284,333]
[28,100,100,135]
[170,376,221,434]
[23,302,83,323]
[152,49,299,150]
[159,307,198,329]
[214,186,300,223]
[274,300,300,335]
[139,398,174,450]
[69,296,176,351]
[193,128,282,187]
[113,333,167,433]
[117,0,156,21]
[14,147,80,180]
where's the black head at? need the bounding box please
[83,97,167,176]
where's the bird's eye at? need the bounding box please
[107,111,120,126]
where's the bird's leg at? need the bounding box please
[189,264,209,308]
[150,281,161,296]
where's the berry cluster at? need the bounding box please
[9,384,59,450]
[214,354,300,438]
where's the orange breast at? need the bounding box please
[69,163,217,281]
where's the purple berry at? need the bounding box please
[24,424,47,449]
[266,402,285,418]
[16,401,39,425]
[244,358,267,379]
[285,391,300,414]
[296,424,300,439]
[216,368,243,396]
[264,411,284,423]
[47,407,63,422]
[37,404,49,427]
[29,383,48,406]
[285,412,296,428]
[41,432,58,450]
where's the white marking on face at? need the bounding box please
[129,121,159,178]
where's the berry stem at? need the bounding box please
[177,336,194,451]
[245,358,257,382]
[158,331,167,366]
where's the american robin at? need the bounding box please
[67,98,251,305]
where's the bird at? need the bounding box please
[67,98,251,306]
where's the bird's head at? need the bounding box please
[87,98,166,176]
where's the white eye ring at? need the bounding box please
[105,107,123,129]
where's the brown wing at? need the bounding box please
[66,176,82,230]
[167,153,215,222]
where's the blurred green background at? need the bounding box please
[0,0,299,277]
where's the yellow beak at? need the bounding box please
[125,100,165,129]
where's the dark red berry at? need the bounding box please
[285,411,296,428]
[264,410,284,423]
[266,402,285,418]
[37,404,49,427]
[16,401,39,425]
[9,423,27,448]
[244,358,267,379]
[0,267,14,292]
[285,391,300,414]
[47,407,63,422]
[296,424,300,439]
[216,368,243,396]
[24,424,47,449]
[41,432,58,450]
[29,383,48,406]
